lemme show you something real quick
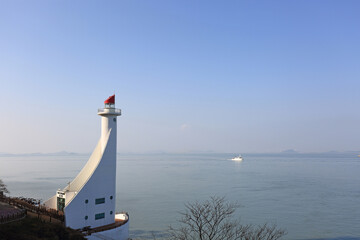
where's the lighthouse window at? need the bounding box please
[113,118,116,122]
[95,213,105,220]
[95,198,105,205]
[110,196,113,200]
[85,199,88,204]
[85,216,88,220]
[110,211,113,215]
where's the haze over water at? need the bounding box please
[1,2,360,240]
[1,153,359,239]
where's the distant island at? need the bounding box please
[0,151,82,157]
[0,150,359,158]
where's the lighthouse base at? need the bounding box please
[85,213,129,240]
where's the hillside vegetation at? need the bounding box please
[0,216,85,240]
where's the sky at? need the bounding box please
[0,1,360,154]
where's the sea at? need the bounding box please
[0,152,359,240]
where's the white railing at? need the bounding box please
[115,212,129,221]
[98,108,121,114]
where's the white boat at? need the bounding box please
[231,155,243,161]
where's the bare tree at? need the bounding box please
[0,179,10,194]
[168,196,286,240]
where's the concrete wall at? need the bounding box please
[44,106,124,238]
[65,128,116,229]
[64,138,104,195]
[44,195,57,209]
[86,220,130,240]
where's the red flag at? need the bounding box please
[104,95,115,104]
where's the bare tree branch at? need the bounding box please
[168,196,286,240]
[0,179,10,194]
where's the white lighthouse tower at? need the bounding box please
[45,95,129,240]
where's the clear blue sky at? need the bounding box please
[1,1,359,153]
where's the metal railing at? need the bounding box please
[0,196,64,223]
[81,212,129,236]
[98,108,121,114]
[0,208,26,224]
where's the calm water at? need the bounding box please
[1,153,359,239]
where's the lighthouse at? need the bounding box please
[44,95,129,240]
